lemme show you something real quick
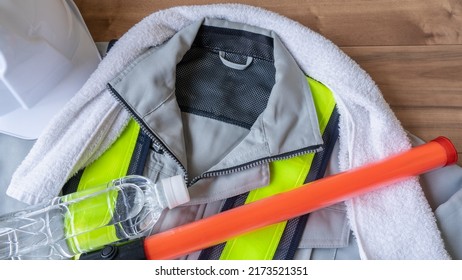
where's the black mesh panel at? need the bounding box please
[175,26,276,129]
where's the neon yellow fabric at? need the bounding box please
[65,119,140,254]
[220,77,336,260]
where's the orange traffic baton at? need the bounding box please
[81,137,458,260]
[144,137,457,259]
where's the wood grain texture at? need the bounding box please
[343,45,462,163]
[74,0,462,45]
[74,0,462,164]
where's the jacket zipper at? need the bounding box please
[107,84,190,184]
[107,84,323,187]
[188,145,322,186]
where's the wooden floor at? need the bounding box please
[75,0,462,164]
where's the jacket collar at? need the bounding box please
[108,18,323,175]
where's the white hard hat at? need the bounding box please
[0,0,100,139]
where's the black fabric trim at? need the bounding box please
[194,25,274,62]
[198,25,274,47]
[61,169,84,195]
[107,39,118,53]
[275,107,340,260]
[305,109,340,183]
[198,193,249,260]
[198,241,226,260]
[114,186,139,239]
[116,130,151,237]
[126,130,152,176]
[179,105,253,130]
[79,238,146,260]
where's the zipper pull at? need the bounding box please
[151,143,164,154]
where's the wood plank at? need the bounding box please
[343,45,462,164]
[74,0,462,46]
[395,107,462,166]
[342,45,462,108]
[393,107,462,128]
[384,107,461,166]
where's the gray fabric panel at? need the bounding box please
[143,95,188,168]
[181,113,248,179]
[293,248,313,260]
[262,34,322,155]
[298,203,350,249]
[408,133,462,211]
[420,165,462,211]
[0,134,34,215]
[143,148,185,183]
[332,232,361,260]
[409,133,462,259]
[186,163,270,205]
[296,232,361,260]
[309,248,337,260]
[203,18,273,37]
[435,188,462,259]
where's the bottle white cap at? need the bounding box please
[161,175,190,209]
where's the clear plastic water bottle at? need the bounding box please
[0,175,189,260]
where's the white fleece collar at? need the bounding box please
[7,4,449,259]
